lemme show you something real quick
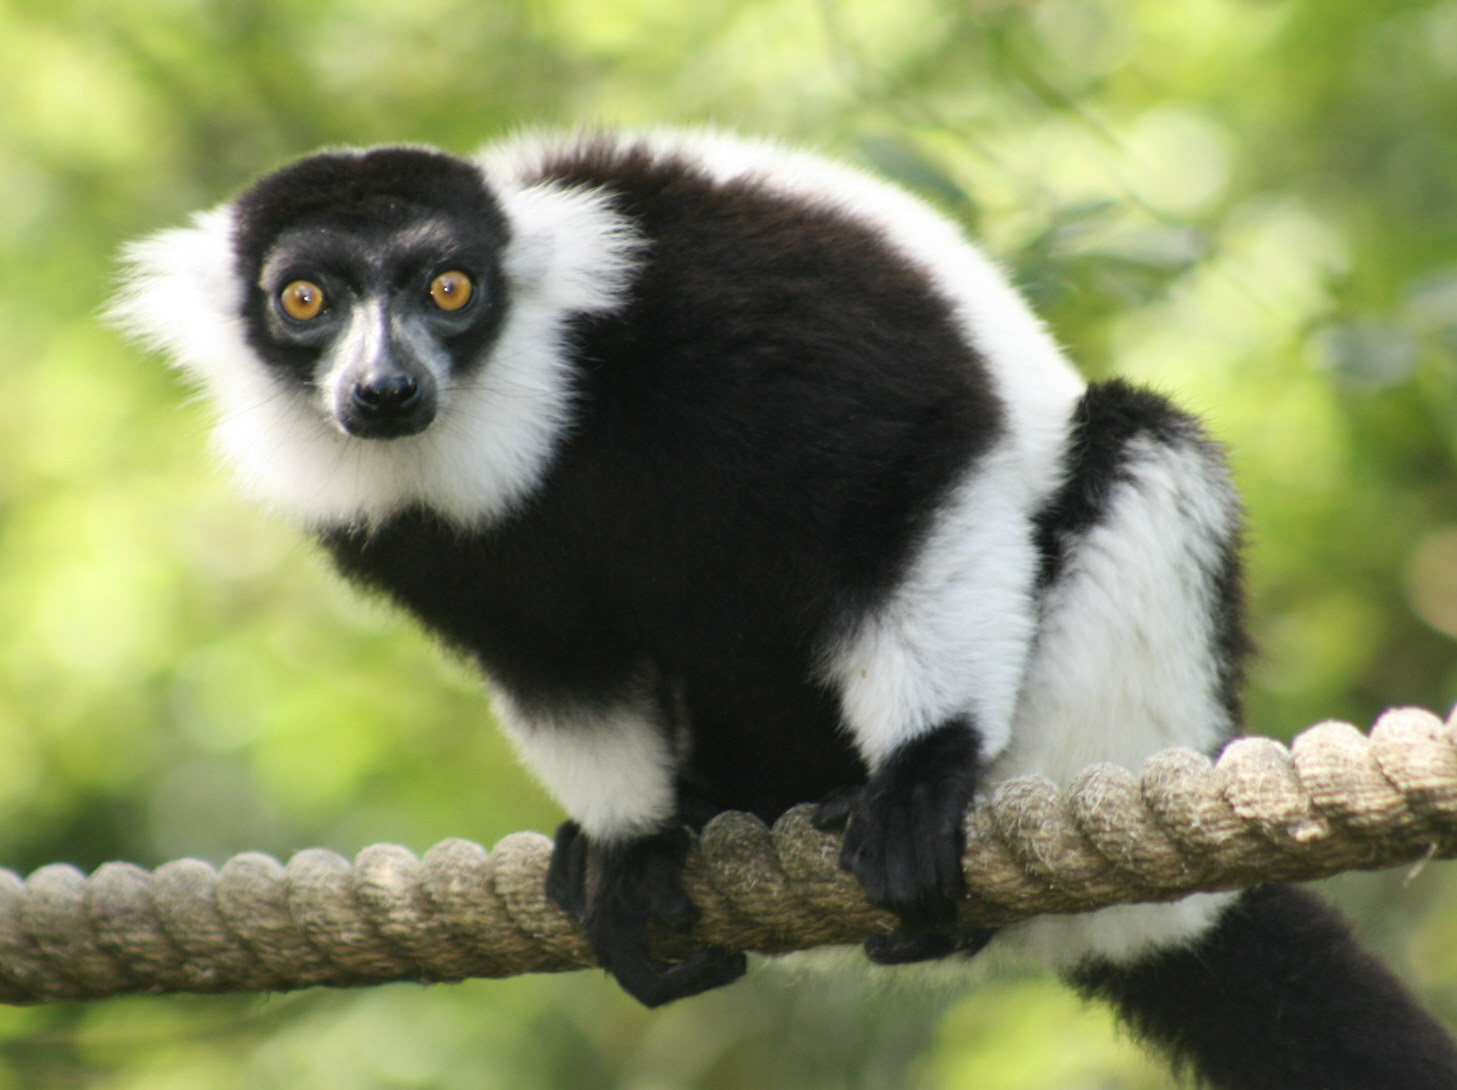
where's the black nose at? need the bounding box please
[352,373,422,417]
[341,369,436,439]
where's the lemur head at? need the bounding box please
[230,147,512,441]
[113,141,638,527]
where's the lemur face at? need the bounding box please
[232,148,511,440]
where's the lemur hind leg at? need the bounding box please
[1016,382,1457,1086]
[989,379,1249,967]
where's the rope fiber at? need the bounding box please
[3,706,1455,1004]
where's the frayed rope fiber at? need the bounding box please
[3,706,1456,1004]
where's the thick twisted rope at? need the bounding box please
[3,706,1456,1004]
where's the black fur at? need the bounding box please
[1069,884,1457,1089]
[232,146,508,270]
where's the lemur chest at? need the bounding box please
[319,506,836,703]
[323,508,867,817]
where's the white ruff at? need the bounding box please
[111,170,642,529]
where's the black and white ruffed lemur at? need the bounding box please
[114,129,1457,1088]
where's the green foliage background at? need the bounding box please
[2,0,1457,1085]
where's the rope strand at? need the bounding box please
[1,706,1453,1005]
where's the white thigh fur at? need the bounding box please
[822,446,1047,769]
[986,428,1244,970]
[491,691,677,842]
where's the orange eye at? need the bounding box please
[279,280,325,321]
[429,270,473,312]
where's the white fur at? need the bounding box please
[111,173,642,529]
[794,424,1244,976]
[993,433,1241,789]
[492,692,677,841]
[985,429,1244,968]
[821,446,1042,768]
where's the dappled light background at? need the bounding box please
[2,0,1457,1086]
